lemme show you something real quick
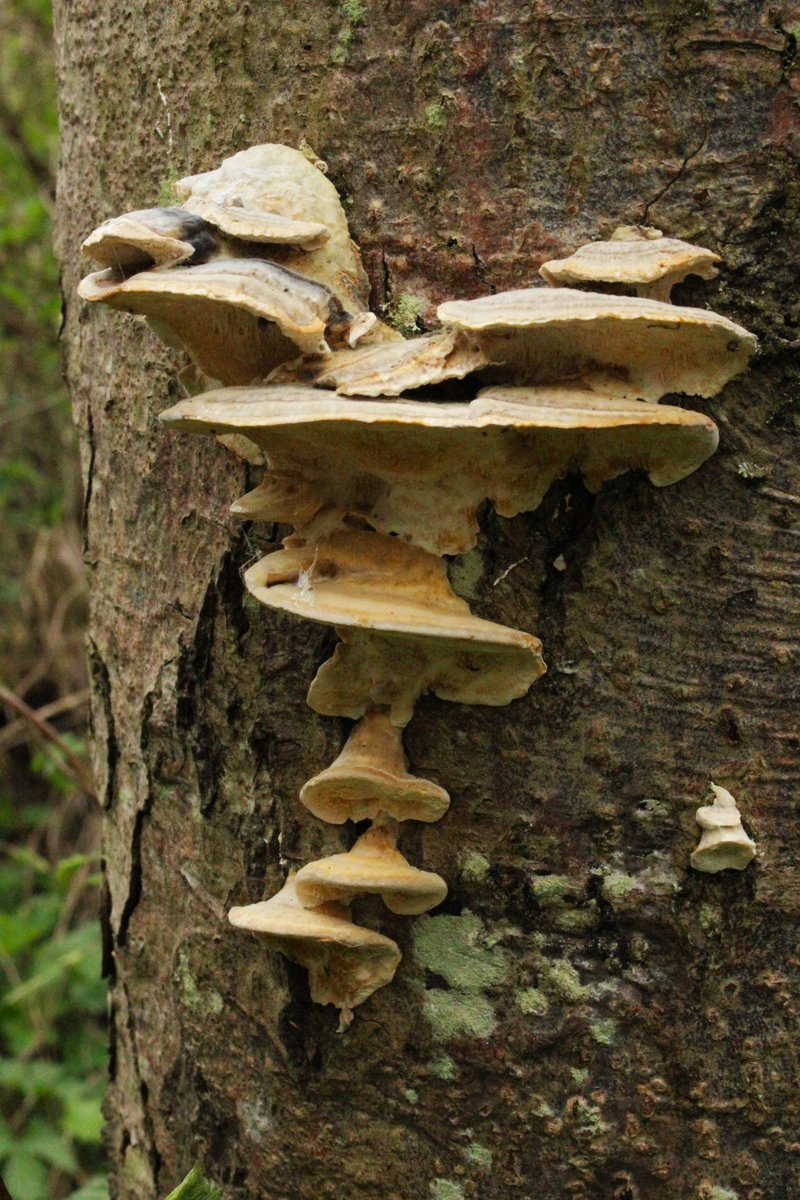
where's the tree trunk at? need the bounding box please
[53,2,799,1197]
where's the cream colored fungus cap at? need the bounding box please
[161,384,719,555]
[295,819,448,915]
[78,259,335,384]
[437,286,756,401]
[300,710,450,825]
[540,230,720,301]
[228,872,401,1029]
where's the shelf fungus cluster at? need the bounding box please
[80,145,757,1027]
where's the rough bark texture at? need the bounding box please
[54,3,800,1198]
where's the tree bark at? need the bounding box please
[54,2,800,1197]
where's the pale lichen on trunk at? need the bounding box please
[54,1,800,1197]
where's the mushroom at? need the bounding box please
[228,872,401,1030]
[295,818,448,914]
[690,783,757,873]
[160,383,719,556]
[78,259,338,384]
[438,287,756,401]
[243,529,545,724]
[267,327,486,395]
[300,709,450,825]
[78,143,374,385]
[540,227,721,302]
[81,143,761,1026]
[81,208,217,271]
[174,143,370,312]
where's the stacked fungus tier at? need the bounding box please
[80,149,757,1026]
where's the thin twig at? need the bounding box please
[0,683,96,801]
[0,687,90,752]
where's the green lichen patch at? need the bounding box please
[590,1018,617,1045]
[463,1143,492,1170]
[404,1087,419,1104]
[176,949,223,1014]
[414,913,508,1040]
[553,905,598,933]
[517,987,549,1016]
[529,874,574,905]
[601,870,635,905]
[569,1066,589,1087]
[424,101,448,132]
[158,171,182,207]
[424,990,497,1040]
[449,549,484,603]
[460,850,491,882]
[540,958,589,1003]
[429,1054,457,1080]
[341,0,367,21]
[414,913,506,991]
[384,292,428,336]
[430,1182,465,1200]
[705,1189,739,1200]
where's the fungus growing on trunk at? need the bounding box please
[540,226,721,301]
[295,818,448,914]
[81,208,213,270]
[243,530,545,723]
[299,710,450,825]
[228,873,401,1030]
[690,783,757,873]
[79,259,336,382]
[162,383,719,555]
[438,287,755,401]
[81,144,758,1026]
[268,327,486,395]
[77,143,371,385]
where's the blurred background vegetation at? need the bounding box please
[1,1,107,1197]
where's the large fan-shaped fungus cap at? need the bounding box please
[160,384,719,555]
[438,287,756,401]
[268,328,486,396]
[244,529,545,724]
[228,872,400,1029]
[690,783,756,873]
[81,208,216,271]
[540,227,721,302]
[175,143,369,310]
[300,710,450,824]
[295,818,448,915]
[78,259,336,384]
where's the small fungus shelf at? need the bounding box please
[80,143,757,1028]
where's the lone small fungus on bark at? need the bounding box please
[79,143,757,1029]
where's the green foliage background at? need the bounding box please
[1,2,107,1197]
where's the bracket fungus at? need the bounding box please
[228,873,401,1030]
[540,226,721,302]
[299,710,450,825]
[82,144,757,1025]
[295,818,448,915]
[437,288,755,402]
[690,784,757,873]
[78,143,372,387]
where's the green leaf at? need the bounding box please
[54,854,101,891]
[66,1177,110,1200]
[22,1116,78,1171]
[0,1056,66,1099]
[3,1149,48,1200]
[0,892,61,955]
[2,844,51,876]
[62,1092,104,1144]
[3,947,84,1007]
[163,1164,223,1200]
